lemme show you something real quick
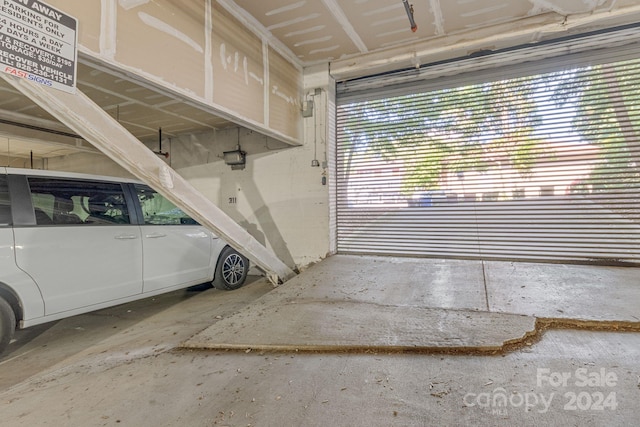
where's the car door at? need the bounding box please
[133,184,213,293]
[12,176,143,315]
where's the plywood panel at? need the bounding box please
[233,0,358,63]
[211,2,264,124]
[45,0,102,54]
[438,0,533,33]
[338,0,435,50]
[114,1,206,98]
[268,47,301,140]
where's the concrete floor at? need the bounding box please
[1,255,639,426]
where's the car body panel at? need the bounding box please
[141,225,214,293]
[13,225,144,315]
[0,228,46,321]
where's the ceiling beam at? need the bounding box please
[76,79,218,136]
[0,109,76,136]
[320,0,368,53]
[330,5,640,81]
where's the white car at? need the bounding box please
[0,167,249,355]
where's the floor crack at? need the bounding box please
[482,260,490,312]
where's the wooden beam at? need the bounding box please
[0,73,296,284]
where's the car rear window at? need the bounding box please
[27,177,131,226]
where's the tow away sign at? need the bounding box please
[0,0,77,93]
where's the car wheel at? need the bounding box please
[0,297,16,356]
[212,247,249,290]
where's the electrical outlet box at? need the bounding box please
[302,100,314,117]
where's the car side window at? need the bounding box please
[0,176,11,226]
[28,178,130,226]
[135,185,198,225]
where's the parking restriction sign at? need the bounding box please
[0,0,77,93]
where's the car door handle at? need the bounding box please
[145,233,167,238]
[114,234,138,240]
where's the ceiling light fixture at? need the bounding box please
[224,144,246,170]
[402,0,417,32]
[224,129,246,170]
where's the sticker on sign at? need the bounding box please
[0,0,77,93]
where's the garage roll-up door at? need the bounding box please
[335,28,640,264]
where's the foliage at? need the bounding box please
[550,61,640,191]
[338,56,640,197]
[338,75,547,193]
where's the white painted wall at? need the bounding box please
[174,65,332,269]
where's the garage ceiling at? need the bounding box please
[0,0,637,162]
[0,60,235,161]
[231,0,622,64]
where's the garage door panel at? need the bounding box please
[336,32,640,265]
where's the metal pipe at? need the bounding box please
[402,0,418,32]
[154,127,169,158]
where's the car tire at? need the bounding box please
[212,247,249,291]
[0,297,16,356]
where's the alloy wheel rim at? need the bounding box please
[222,254,244,285]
